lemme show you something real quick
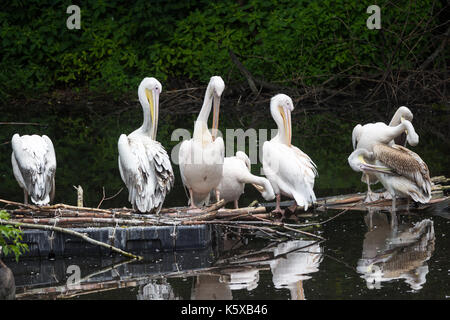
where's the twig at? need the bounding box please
[96,187,123,209]
[0,122,45,126]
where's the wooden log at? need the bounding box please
[9,217,160,226]
[0,219,143,260]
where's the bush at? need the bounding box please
[0,0,445,100]
[0,210,28,262]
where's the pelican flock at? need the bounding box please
[262,94,318,213]
[9,72,432,216]
[11,134,56,205]
[118,77,174,213]
[178,76,225,209]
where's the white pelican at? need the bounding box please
[262,94,317,213]
[216,151,275,208]
[118,77,174,213]
[348,144,432,210]
[351,109,419,201]
[179,76,225,208]
[11,134,56,205]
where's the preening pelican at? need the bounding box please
[11,134,56,205]
[179,76,225,208]
[216,151,275,209]
[348,144,432,210]
[118,77,174,213]
[262,94,317,213]
[351,108,418,201]
[388,106,414,146]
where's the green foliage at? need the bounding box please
[0,0,445,100]
[0,210,28,262]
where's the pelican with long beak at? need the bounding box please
[118,77,174,213]
[262,94,318,213]
[179,76,225,208]
[351,106,418,201]
[348,144,432,211]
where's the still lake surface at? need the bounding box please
[1,101,448,300]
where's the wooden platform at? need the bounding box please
[1,176,448,260]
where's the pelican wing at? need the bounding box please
[291,145,318,178]
[118,134,174,213]
[373,144,431,195]
[263,141,316,209]
[178,138,192,188]
[11,134,56,204]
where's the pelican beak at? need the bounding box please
[400,116,408,135]
[279,106,292,146]
[145,88,159,139]
[252,183,264,193]
[358,154,367,164]
[212,93,221,141]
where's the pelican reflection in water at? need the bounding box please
[269,240,323,300]
[357,210,435,291]
[190,239,323,300]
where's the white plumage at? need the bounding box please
[269,240,323,300]
[178,76,225,208]
[216,151,275,208]
[262,94,317,212]
[118,77,174,213]
[11,134,56,205]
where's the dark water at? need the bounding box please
[0,102,449,300]
[6,208,450,300]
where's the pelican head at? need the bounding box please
[138,77,162,139]
[271,94,294,146]
[396,106,413,123]
[208,76,225,140]
[348,148,374,173]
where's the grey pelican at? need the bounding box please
[118,77,174,213]
[11,134,56,205]
[348,144,432,210]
